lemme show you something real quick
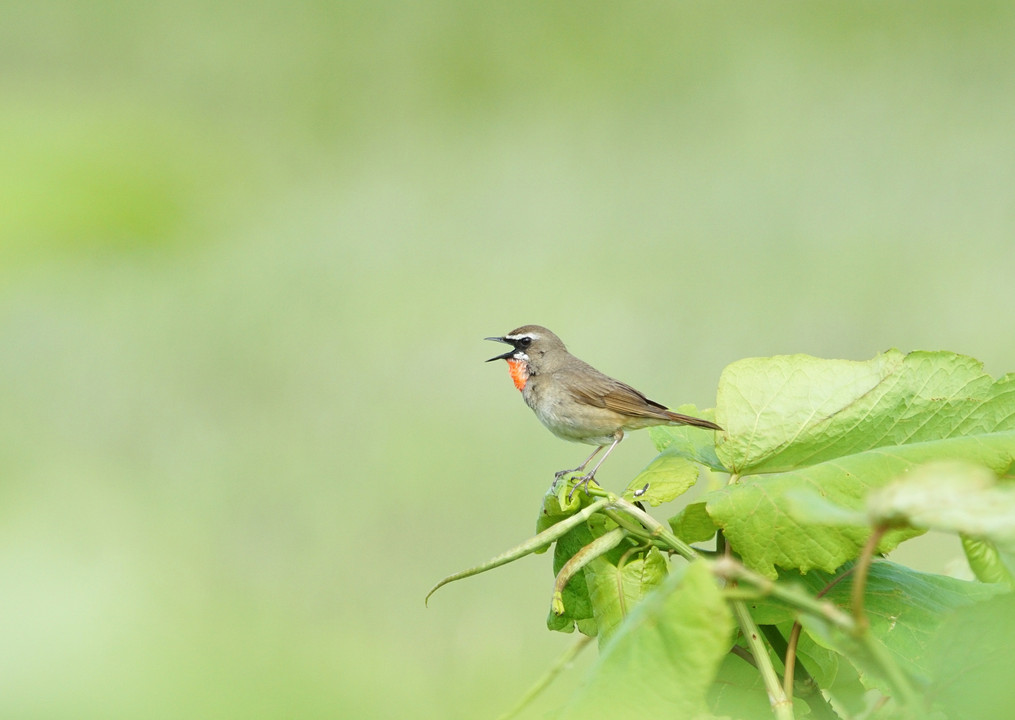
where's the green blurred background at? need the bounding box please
[2,2,1014,717]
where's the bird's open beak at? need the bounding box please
[485,336,514,362]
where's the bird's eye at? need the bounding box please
[517,336,532,347]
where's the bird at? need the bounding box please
[485,325,722,495]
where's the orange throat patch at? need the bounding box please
[506,359,529,391]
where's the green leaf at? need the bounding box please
[867,461,1015,551]
[795,561,1005,685]
[961,535,1015,588]
[623,448,700,506]
[715,351,1015,475]
[704,433,1015,577]
[584,547,667,643]
[560,561,734,719]
[926,594,1015,720]
[667,501,718,544]
[820,652,868,718]
[708,653,792,719]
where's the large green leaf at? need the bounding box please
[705,433,1015,577]
[560,561,733,719]
[926,594,1015,720]
[795,562,1005,685]
[715,351,1015,474]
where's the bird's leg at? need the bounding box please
[568,432,624,500]
[554,445,604,480]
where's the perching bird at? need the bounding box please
[486,325,721,493]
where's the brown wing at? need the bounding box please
[563,365,673,420]
[563,364,723,430]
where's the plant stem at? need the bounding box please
[763,625,839,720]
[784,562,851,702]
[608,496,699,561]
[783,622,801,699]
[730,598,794,720]
[551,528,626,616]
[495,635,594,720]
[426,497,612,604]
[712,557,856,629]
[851,523,888,631]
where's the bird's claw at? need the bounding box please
[566,473,598,502]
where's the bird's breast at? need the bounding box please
[522,377,619,446]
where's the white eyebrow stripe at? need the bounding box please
[505,333,539,341]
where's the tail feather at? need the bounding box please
[664,410,723,432]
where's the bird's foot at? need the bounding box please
[566,473,599,501]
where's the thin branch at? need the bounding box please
[852,524,888,631]
[712,557,857,630]
[730,599,794,720]
[783,564,853,707]
[426,497,612,604]
[608,496,699,561]
[782,623,802,700]
[495,635,594,720]
[763,625,839,720]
